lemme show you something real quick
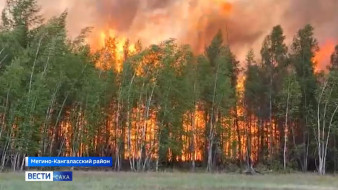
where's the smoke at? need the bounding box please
[86,0,289,60]
[1,0,337,67]
[284,0,338,36]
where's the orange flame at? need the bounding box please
[92,29,136,72]
[210,0,233,15]
[220,2,233,15]
[314,40,336,72]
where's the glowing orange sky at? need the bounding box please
[314,40,336,72]
[0,0,337,69]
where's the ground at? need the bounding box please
[0,172,338,190]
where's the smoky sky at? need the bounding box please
[283,0,338,39]
[95,0,140,31]
[1,0,337,66]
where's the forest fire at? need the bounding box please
[2,0,338,176]
[84,23,335,165]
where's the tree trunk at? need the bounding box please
[207,136,213,172]
[235,107,242,169]
[29,36,44,94]
[191,109,196,172]
[284,82,290,170]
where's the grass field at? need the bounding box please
[1,172,338,190]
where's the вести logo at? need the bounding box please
[25,171,72,182]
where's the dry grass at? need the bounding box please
[0,172,338,190]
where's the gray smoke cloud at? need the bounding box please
[1,0,337,68]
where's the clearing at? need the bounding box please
[0,172,338,190]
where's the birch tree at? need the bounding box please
[278,69,301,170]
[316,71,338,175]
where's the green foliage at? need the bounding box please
[330,45,338,70]
[277,70,301,118]
[244,51,265,117]
[206,30,223,67]
[290,24,318,110]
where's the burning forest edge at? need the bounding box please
[0,0,338,176]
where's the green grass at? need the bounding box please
[1,172,338,190]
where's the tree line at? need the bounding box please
[1,0,338,175]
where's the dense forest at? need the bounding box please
[0,0,338,175]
